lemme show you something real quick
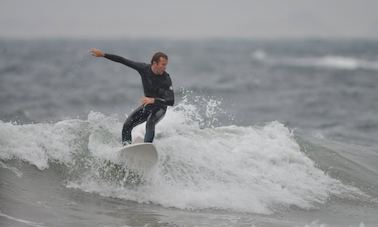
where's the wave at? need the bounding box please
[251,50,378,71]
[0,96,370,214]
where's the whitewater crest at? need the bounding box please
[0,95,367,214]
[251,50,378,71]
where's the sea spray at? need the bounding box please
[0,95,366,214]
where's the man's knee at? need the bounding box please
[147,111,165,127]
[123,119,135,131]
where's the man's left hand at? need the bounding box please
[140,97,155,105]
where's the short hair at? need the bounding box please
[151,52,168,64]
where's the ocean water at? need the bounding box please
[1,39,378,227]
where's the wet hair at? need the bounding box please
[151,52,168,64]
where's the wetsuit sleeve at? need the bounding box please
[155,75,175,107]
[103,53,146,71]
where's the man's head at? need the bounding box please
[151,52,168,75]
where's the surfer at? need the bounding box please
[90,48,174,145]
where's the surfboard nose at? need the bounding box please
[118,143,158,174]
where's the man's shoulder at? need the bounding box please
[137,63,151,74]
[140,63,150,69]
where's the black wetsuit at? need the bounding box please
[104,53,174,144]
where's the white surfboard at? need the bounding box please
[118,143,158,173]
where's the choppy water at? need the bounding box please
[1,39,378,226]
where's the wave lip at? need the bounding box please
[251,51,378,71]
[294,55,378,71]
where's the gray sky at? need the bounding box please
[1,0,378,40]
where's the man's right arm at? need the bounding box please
[90,48,146,71]
[103,53,146,71]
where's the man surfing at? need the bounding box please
[90,48,174,146]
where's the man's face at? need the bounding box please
[153,57,168,75]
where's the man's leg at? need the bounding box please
[144,107,166,143]
[122,105,149,145]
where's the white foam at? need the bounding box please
[68,98,366,214]
[251,49,267,61]
[0,120,77,169]
[0,97,367,214]
[253,53,378,71]
[0,112,124,169]
[301,220,366,227]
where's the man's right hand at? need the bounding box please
[90,48,105,57]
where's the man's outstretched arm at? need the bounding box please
[90,48,146,71]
